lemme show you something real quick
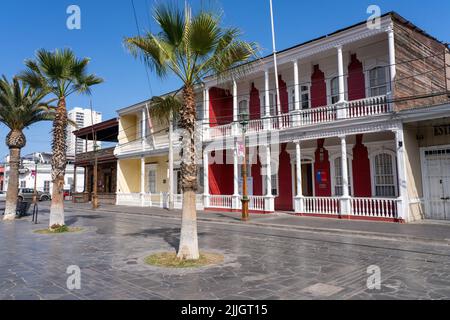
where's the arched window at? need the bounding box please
[333,157,352,196]
[373,153,396,197]
[330,77,339,104]
[369,67,388,97]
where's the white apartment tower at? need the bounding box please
[66,107,102,158]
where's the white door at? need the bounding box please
[424,148,450,220]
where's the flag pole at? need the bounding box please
[269,0,282,115]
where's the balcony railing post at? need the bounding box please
[336,101,348,119]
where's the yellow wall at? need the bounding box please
[144,155,169,193]
[118,114,138,144]
[117,159,141,193]
[404,124,425,221]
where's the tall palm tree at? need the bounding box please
[125,3,258,259]
[19,49,103,228]
[149,95,181,210]
[0,76,55,221]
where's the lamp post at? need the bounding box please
[32,160,38,205]
[239,108,249,221]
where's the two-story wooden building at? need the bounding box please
[114,12,450,222]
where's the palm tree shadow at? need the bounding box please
[125,227,207,251]
[65,215,103,226]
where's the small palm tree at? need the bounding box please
[19,49,103,228]
[125,3,258,259]
[0,76,55,221]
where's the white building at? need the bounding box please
[3,152,85,194]
[67,107,102,158]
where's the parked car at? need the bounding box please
[0,191,5,201]
[18,188,51,202]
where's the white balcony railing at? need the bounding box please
[116,193,141,206]
[351,197,398,219]
[208,195,233,209]
[205,95,389,141]
[303,196,341,215]
[248,196,266,211]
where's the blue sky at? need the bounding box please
[0,0,449,159]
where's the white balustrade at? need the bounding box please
[208,195,233,209]
[204,95,389,141]
[351,197,399,218]
[116,193,141,206]
[303,197,341,215]
[347,95,389,118]
[248,196,266,211]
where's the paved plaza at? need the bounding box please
[1,202,450,300]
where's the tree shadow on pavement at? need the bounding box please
[124,227,208,251]
[65,215,104,226]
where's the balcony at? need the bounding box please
[205,95,389,141]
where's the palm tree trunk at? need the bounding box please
[49,97,68,228]
[177,85,199,260]
[3,148,21,220]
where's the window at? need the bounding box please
[148,170,156,193]
[373,153,396,197]
[290,86,310,111]
[369,67,388,97]
[271,174,279,195]
[20,181,26,188]
[301,86,310,110]
[330,77,339,104]
[270,93,278,115]
[196,104,203,121]
[238,100,249,117]
[44,181,51,193]
[334,157,352,196]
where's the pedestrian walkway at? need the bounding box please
[64,202,450,245]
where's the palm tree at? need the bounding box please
[0,76,55,221]
[125,3,258,259]
[149,95,181,210]
[19,49,103,228]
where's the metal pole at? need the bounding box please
[32,162,38,205]
[90,101,99,209]
[269,0,282,115]
[168,112,174,210]
[241,125,249,221]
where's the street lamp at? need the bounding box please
[238,106,250,221]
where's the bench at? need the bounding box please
[16,201,31,218]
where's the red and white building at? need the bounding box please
[199,12,450,222]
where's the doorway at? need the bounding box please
[422,146,450,220]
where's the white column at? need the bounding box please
[203,86,210,123]
[340,135,351,215]
[336,45,347,119]
[293,60,300,111]
[232,141,240,210]
[264,69,271,130]
[294,141,304,213]
[263,145,274,212]
[232,79,239,136]
[140,157,146,207]
[388,25,396,107]
[337,46,345,103]
[203,86,210,140]
[395,125,409,221]
[203,149,210,208]
[141,107,147,150]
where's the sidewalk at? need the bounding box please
[64,202,450,245]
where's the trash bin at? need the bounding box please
[16,201,31,217]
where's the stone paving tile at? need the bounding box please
[1,204,450,300]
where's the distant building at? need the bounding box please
[3,152,84,194]
[66,107,102,159]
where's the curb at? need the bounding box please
[65,204,450,247]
